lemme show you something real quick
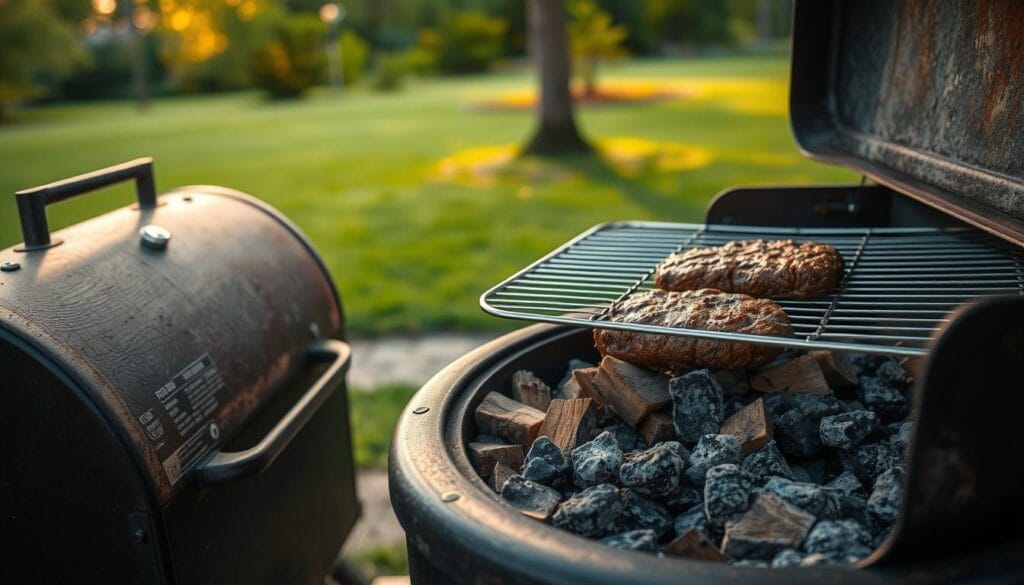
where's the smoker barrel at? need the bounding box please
[0,159,358,583]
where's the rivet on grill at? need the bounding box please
[1,261,21,272]
[133,529,148,544]
[139,225,171,251]
[440,491,460,503]
[413,406,430,415]
[182,195,193,202]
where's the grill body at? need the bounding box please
[0,168,357,583]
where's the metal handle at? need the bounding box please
[14,157,157,251]
[196,338,351,486]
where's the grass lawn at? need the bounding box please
[0,54,856,336]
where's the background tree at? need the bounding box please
[568,0,628,97]
[523,0,589,156]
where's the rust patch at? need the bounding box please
[977,0,1024,138]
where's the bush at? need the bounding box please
[370,52,404,92]
[249,12,324,99]
[417,10,507,74]
[339,29,369,86]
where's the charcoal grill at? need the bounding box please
[390,1,1024,583]
[0,159,361,583]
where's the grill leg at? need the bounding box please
[407,537,458,585]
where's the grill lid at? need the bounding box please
[790,0,1024,246]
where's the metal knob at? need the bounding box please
[139,225,171,250]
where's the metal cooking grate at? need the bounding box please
[480,222,1024,357]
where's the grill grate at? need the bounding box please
[480,222,1024,356]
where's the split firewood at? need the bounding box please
[638,412,675,446]
[475,392,545,449]
[597,356,672,425]
[664,528,726,562]
[511,370,553,411]
[714,370,750,395]
[899,356,925,383]
[750,355,830,394]
[810,350,858,388]
[468,440,525,478]
[719,398,772,453]
[538,398,596,453]
[489,461,516,493]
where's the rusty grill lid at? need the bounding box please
[790,0,1024,246]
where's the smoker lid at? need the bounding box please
[790,0,1024,246]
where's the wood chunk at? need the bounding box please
[571,367,611,405]
[750,355,830,394]
[511,370,553,411]
[597,356,672,425]
[714,370,750,395]
[489,461,516,493]
[721,493,816,561]
[537,398,596,453]
[475,392,545,449]
[719,398,772,453]
[637,412,676,446]
[664,528,726,562]
[560,375,582,399]
[468,441,525,478]
[811,350,858,388]
[899,356,925,383]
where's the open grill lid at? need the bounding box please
[790,0,1024,247]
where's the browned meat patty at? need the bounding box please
[654,239,845,299]
[593,289,793,374]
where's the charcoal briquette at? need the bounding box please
[789,465,812,483]
[850,354,885,378]
[802,519,874,558]
[600,529,659,552]
[740,440,794,483]
[842,442,898,486]
[826,470,867,499]
[685,434,742,485]
[669,369,724,444]
[788,394,843,422]
[552,483,624,538]
[673,503,711,537]
[774,410,822,458]
[662,486,703,515]
[522,436,571,488]
[819,410,878,450]
[572,431,623,487]
[867,467,903,525]
[595,422,646,452]
[618,489,673,539]
[875,359,910,387]
[763,476,829,517]
[619,441,688,498]
[761,393,789,420]
[858,377,909,422]
[888,421,913,455]
[704,464,755,528]
[500,474,562,521]
[771,549,805,568]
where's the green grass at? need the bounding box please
[0,55,856,336]
[348,384,417,469]
[344,542,409,580]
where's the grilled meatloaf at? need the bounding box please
[593,288,792,374]
[654,239,845,299]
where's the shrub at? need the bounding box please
[249,12,324,99]
[339,29,369,86]
[371,53,404,92]
[418,10,507,74]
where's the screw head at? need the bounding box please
[440,491,460,503]
[412,406,430,415]
[140,225,171,250]
[0,261,21,272]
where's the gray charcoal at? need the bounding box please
[552,483,624,538]
[798,457,832,485]
[741,441,794,482]
[619,441,688,498]
[572,431,623,487]
[601,529,659,552]
[704,464,755,528]
[826,471,867,499]
[762,393,789,420]
[500,475,562,520]
[774,410,822,458]
[789,465,812,483]
[819,411,878,450]
[673,504,711,537]
[685,434,742,484]
[763,477,829,517]
[669,369,724,444]
[858,377,908,422]
[876,359,909,387]
[788,394,843,422]
[772,549,806,568]
[802,519,874,558]
[867,467,903,525]
[888,421,913,455]
[850,354,884,377]
[842,442,898,486]
[595,422,646,452]
[662,486,703,515]
[723,397,747,418]
[841,400,867,412]
[618,489,673,539]
[522,436,571,488]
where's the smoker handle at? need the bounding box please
[196,338,351,486]
[14,158,157,250]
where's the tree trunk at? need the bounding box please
[523,0,590,156]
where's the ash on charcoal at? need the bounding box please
[774,410,822,458]
[572,431,623,487]
[595,422,646,452]
[788,394,843,422]
[842,442,898,486]
[858,377,909,422]
[888,421,913,455]
[704,464,755,528]
[618,489,673,539]
[850,354,885,378]
[500,475,562,521]
[763,477,829,517]
[819,410,878,450]
[762,393,789,420]
[522,436,571,488]
[685,434,742,484]
[826,470,867,499]
[663,486,703,515]
[789,465,812,483]
[722,493,816,561]
[841,399,867,412]
[741,441,794,482]
[601,529,659,552]
[772,549,805,568]
[619,441,688,498]
[552,483,624,538]
[802,519,873,559]
[867,467,903,525]
[669,369,724,444]
[674,504,712,537]
[876,359,910,387]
